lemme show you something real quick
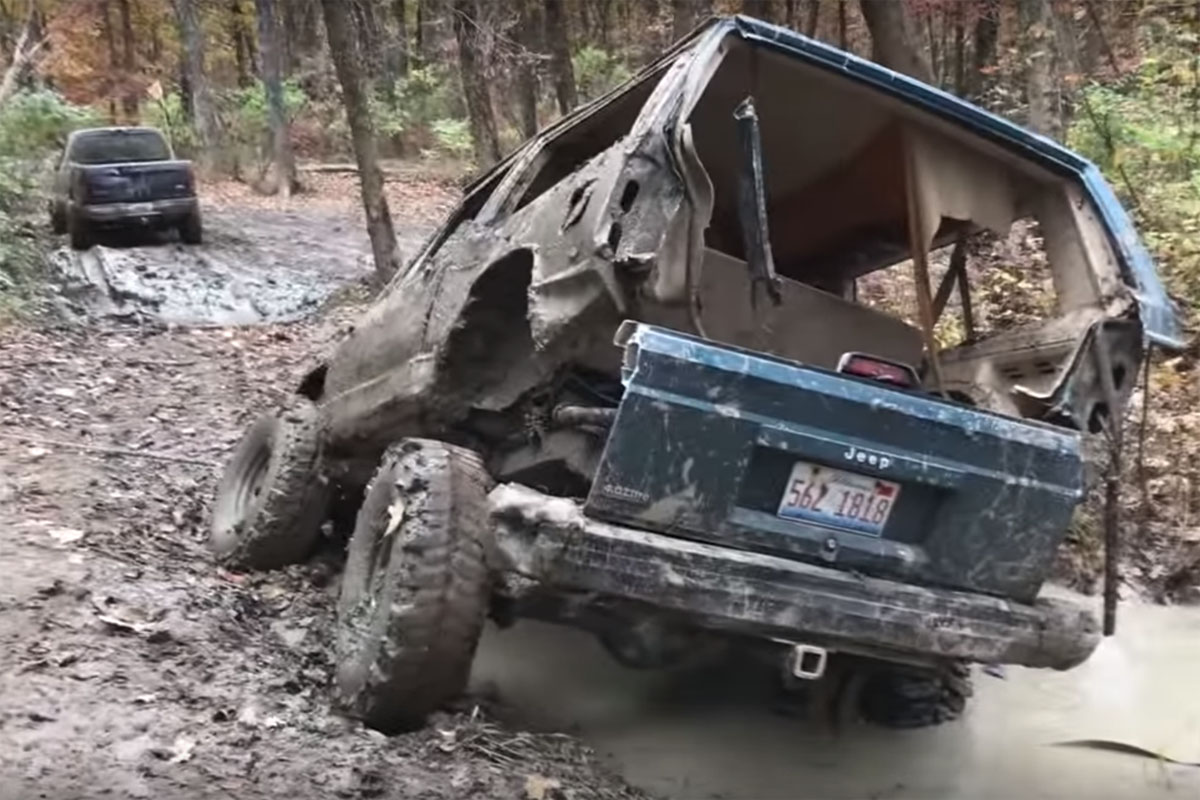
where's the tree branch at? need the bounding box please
[0,10,48,107]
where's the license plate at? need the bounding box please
[126,203,154,214]
[777,460,900,536]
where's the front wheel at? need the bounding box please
[68,213,93,250]
[210,398,328,570]
[334,439,493,733]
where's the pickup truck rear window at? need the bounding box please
[70,131,170,164]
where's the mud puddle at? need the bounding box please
[472,602,1200,799]
[47,205,421,326]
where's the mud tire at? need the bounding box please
[50,203,67,235]
[858,661,973,729]
[180,209,203,245]
[210,398,328,570]
[68,213,93,250]
[335,439,492,733]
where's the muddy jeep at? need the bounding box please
[213,17,1181,732]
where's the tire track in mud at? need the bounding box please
[44,205,429,327]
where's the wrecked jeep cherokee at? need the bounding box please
[211,17,1183,732]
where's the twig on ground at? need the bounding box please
[0,431,218,467]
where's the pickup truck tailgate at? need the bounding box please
[585,324,1084,603]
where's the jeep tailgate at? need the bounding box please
[585,324,1084,603]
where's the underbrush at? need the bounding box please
[0,91,100,316]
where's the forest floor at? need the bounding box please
[0,178,645,800]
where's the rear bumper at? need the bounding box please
[489,483,1101,670]
[75,197,197,226]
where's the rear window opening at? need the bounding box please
[666,37,1108,425]
[69,129,171,164]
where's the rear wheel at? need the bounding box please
[68,213,93,250]
[335,439,492,733]
[180,209,203,245]
[858,661,973,729]
[210,398,328,570]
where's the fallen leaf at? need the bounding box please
[168,735,196,763]
[47,527,85,545]
[524,774,562,800]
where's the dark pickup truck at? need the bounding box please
[50,126,202,250]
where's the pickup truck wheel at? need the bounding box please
[50,204,67,235]
[334,439,492,733]
[858,661,973,729]
[210,398,328,570]
[180,210,203,245]
[68,214,93,250]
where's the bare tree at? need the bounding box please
[0,11,46,107]
[255,0,297,197]
[174,0,220,165]
[229,0,256,87]
[391,0,410,77]
[321,0,401,285]
[804,0,820,37]
[859,0,933,83]
[1019,0,1060,138]
[514,0,540,139]
[741,0,777,24]
[543,0,576,115]
[970,0,999,102]
[116,0,138,118]
[452,0,501,167]
[671,0,710,39]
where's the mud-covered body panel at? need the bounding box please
[588,325,1082,602]
[491,484,1100,670]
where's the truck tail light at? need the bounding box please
[836,352,920,388]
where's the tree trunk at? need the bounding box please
[1018,0,1059,138]
[837,0,847,50]
[116,0,137,118]
[0,12,45,107]
[515,0,539,139]
[392,0,409,76]
[230,0,254,87]
[803,0,819,36]
[452,0,501,167]
[320,0,401,285]
[255,0,296,197]
[543,0,577,115]
[352,0,384,88]
[969,0,998,102]
[858,0,933,83]
[741,0,776,23]
[174,0,219,165]
[102,0,119,121]
[671,0,710,39]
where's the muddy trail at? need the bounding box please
[3,190,1199,800]
[0,195,641,800]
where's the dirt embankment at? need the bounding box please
[0,183,644,800]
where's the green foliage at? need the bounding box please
[0,91,100,311]
[0,90,101,159]
[572,46,633,102]
[142,92,197,154]
[429,118,474,159]
[1068,21,1200,314]
[222,79,308,150]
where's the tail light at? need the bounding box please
[836,352,920,388]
